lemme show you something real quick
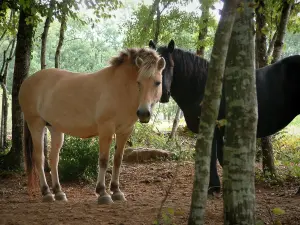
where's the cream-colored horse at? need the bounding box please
[19,47,165,204]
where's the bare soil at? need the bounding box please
[1,161,300,225]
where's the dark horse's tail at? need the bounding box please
[23,121,38,194]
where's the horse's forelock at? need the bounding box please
[135,48,161,79]
[110,48,161,79]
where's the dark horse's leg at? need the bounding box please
[208,130,221,195]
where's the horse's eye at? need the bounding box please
[154,81,161,86]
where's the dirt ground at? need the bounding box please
[1,161,300,225]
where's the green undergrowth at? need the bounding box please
[255,129,300,187]
[58,123,196,182]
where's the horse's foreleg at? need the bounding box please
[28,121,54,202]
[110,128,133,202]
[48,127,67,201]
[96,132,113,204]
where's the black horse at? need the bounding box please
[149,39,300,195]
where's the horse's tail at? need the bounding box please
[23,121,38,195]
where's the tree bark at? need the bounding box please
[3,8,34,169]
[188,1,239,224]
[153,4,161,44]
[55,11,67,68]
[255,0,268,68]
[271,0,293,63]
[255,0,277,177]
[267,31,277,59]
[0,38,15,151]
[196,1,210,57]
[259,0,293,178]
[223,1,257,224]
[169,106,181,140]
[41,0,55,173]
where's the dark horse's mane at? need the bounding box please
[160,46,209,81]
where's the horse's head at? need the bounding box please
[149,39,175,103]
[135,50,166,123]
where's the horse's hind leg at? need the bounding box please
[110,128,133,202]
[27,119,55,202]
[48,126,67,201]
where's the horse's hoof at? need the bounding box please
[55,191,67,201]
[98,194,113,204]
[112,191,126,202]
[42,193,55,202]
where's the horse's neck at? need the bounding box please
[171,55,207,108]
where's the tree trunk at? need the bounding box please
[188,1,239,224]
[223,1,257,224]
[255,0,268,68]
[260,0,293,178]
[41,1,55,173]
[267,31,277,59]
[196,1,209,57]
[271,0,293,63]
[255,0,277,177]
[3,8,34,170]
[55,12,67,68]
[153,4,161,44]
[0,39,15,151]
[169,106,181,140]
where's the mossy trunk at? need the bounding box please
[188,1,239,224]
[223,1,257,224]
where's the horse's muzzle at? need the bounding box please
[160,91,170,103]
[137,108,151,123]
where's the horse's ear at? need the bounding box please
[135,57,144,68]
[149,40,156,50]
[157,57,166,71]
[168,39,175,53]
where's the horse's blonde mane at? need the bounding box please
[109,47,161,79]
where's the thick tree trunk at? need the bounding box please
[255,0,277,177]
[55,12,67,68]
[196,2,209,57]
[271,0,293,63]
[3,9,34,169]
[188,1,239,224]
[223,1,257,224]
[169,106,181,140]
[41,1,55,172]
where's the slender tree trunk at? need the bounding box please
[55,12,67,68]
[271,0,293,63]
[153,4,161,44]
[267,31,277,59]
[223,1,257,224]
[188,1,239,224]
[0,39,15,151]
[196,1,209,57]
[169,106,181,140]
[41,1,55,173]
[260,0,293,178]
[3,8,35,169]
[255,0,277,177]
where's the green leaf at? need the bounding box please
[272,207,285,215]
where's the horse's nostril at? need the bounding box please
[167,91,171,96]
[146,110,150,118]
[136,109,140,117]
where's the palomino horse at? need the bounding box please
[19,47,166,204]
[149,39,300,196]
